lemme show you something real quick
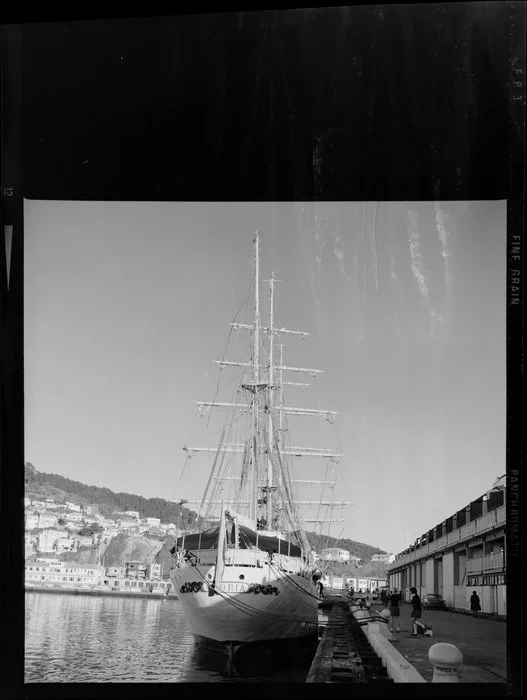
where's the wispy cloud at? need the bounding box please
[294,203,324,309]
[434,201,452,306]
[371,202,380,292]
[408,208,442,333]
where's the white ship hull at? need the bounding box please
[170,551,319,644]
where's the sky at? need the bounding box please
[24,200,506,553]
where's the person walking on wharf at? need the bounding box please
[409,587,423,636]
[388,588,401,633]
[470,591,481,616]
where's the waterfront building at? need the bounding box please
[105,566,125,578]
[147,563,161,580]
[320,547,351,563]
[143,517,161,527]
[387,475,506,615]
[124,561,147,580]
[26,561,105,586]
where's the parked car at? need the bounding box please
[423,593,447,610]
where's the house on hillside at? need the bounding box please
[38,529,62,552]
[100,529,119,543]
[25,514,39,530]
[143,517,161,527]
[371,553,395,564]
[55,537,76,553]
[66,512,83,523]
[320,548,350,563]
[146,527,165,538]
[119,518,139,531]
[124,510,140,519]
[38,513,58,529]
[65,502,81,512]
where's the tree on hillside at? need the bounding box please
[77,523,104,537]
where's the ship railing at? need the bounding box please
[272,554,304,574]
[225,549,267,567]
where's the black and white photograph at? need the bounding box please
[1,4,524,697]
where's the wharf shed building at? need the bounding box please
[386,475,506,615]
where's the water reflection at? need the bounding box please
[25,592,316,683]
[181,636,317,682]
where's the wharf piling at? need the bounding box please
[306,598,393,684]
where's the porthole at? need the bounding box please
[239,574,245,580]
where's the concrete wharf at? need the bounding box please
[307,594,507,686]
[369,601,507,683]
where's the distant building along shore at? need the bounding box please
[25,558,173,597]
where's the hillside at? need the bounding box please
[25,462,387,564]
[306,532,387,562]
[25,462,199,528]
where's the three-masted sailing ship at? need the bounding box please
[169,233,351,644]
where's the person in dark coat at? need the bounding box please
[388,588,401,633]
[470,591,481,616]
[409,586,423,636]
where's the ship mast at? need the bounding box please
[183,232,354,532]
[251,232,260,525]
[266,274,275,528]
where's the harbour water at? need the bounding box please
[25,591,316,683]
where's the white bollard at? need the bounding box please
[428,643,463,682]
